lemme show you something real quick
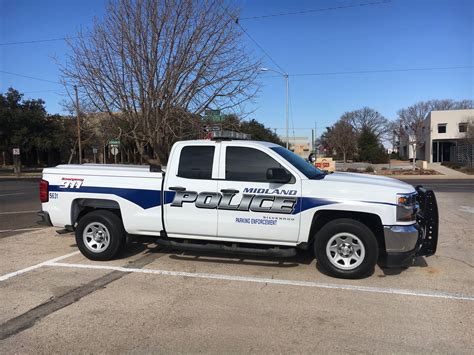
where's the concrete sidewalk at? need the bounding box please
[425,163,473,178]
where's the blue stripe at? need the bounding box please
[50,185,394,213]
[293,197,339,214]
[49,185,162,210]
[164,191,176,204]
[360,200,397,207]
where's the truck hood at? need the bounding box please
[322,172,414,192]
[301,172,415,206]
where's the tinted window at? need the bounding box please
[271,146,324,179]
[226,147,282,182]
[438,124,446,133]
[178,146,214,179]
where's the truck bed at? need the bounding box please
[43,164,166,178]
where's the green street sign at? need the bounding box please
[205,109,222,122]
[108,139,120,146]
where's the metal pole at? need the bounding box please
[285,74,289,149]
[74,85,82,164]
[314,122,317,158]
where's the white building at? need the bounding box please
[400,109,474,164]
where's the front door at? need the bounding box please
[217,145,301,243]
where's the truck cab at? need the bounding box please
[39,139,438,279]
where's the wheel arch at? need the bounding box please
[308,209,385,253]
[71,198,122,227]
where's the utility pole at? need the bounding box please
[74,85,82,164]
[260,68,289,149]
[284,74,289,149]
[314,122,318,157]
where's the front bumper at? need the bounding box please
[382,186,439,267]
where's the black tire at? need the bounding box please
[314,218,378,279]
[75,210,125,261]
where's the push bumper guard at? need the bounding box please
[382,186,438,267]
[414,186,439,257]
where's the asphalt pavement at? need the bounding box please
[399,178,474,193]
[0,178,42,238]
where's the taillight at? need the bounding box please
[40,179,49,203]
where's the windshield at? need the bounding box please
[271,146,324,179]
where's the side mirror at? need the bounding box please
[266,168,292,184]
[308,153,316,163]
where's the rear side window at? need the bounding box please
[178,146,215,179]
[226,147,282,182]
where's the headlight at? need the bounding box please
[396,193,417,222]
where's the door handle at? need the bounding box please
[220,189,239,194]
[169,186,186,192]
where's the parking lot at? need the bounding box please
[0,179,473,353]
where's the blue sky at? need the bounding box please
[1,0,472,141]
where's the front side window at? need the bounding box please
[225,147,283,182]
[459,123,467,133]
[438,124,447,134]
[271,146,323,179]
[178,146,214,179]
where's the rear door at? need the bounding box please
[217,144,301,243]
[164,143,220,238]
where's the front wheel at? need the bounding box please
[75,210,125,261]
[314,218,378,279]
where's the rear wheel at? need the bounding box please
[75,210,124,261]
[314,218,378,279]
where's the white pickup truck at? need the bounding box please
[38,139,438,278]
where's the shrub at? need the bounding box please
[365,165,375,173]
[357,127,389,164]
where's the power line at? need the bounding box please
[3,65,471,89]
[239,23,287,74]
[0,36,84,46]
[289,65,474,77]
[288,79,296,142]
[218,2,287,74]
[239,0,391,21]
[0,70,62,85]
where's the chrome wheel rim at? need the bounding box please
[326,232,365,270]
[83,222,110,253]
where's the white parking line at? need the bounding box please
[459,206,474,214]
[46,261,474,301]
[0,252,79,282]
[0,210,38,215]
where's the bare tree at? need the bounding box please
[460,120,474,168]
[397,101,431,170]
[428,99,473,111]
[61,0,260,163]
[341,107,389,139]
[326,120,357,169]
[455,99,474,109]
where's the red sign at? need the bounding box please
[315,159,330,168]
